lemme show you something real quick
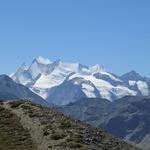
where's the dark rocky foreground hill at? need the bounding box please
[0,100,140,150]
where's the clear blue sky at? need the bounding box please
[0,0,150,76]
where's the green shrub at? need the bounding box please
[67,141,82,148]
[51,133,64,140]
[73,134,83,143]
[43,131,49,136]
[9,101,23,108]
[59,118,72,129]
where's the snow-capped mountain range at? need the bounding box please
[11,56,150,105]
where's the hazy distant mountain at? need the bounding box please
[0,74,48,106]
[60,96,150,150]
[58,98,111,126]
[100,96,150,150]
[11,56,150,105]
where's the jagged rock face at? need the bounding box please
[0,100,139,150]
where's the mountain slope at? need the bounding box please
[0,75,48,106]
[0,101,36,150]
[60,96,150,150]
[48,73,136,105]
[100,96,150,150]
[58,98,111,126]
[0,100,140,150]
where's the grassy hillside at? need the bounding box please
[0,100,141,150]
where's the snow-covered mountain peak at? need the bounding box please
[35,56,53,65]
[121,70,143,82]
[120,70,150,96]
[14,63,29,74]
[124,70,140,77]
[55,61,88,74]
[90,64,106,74]
[19,63,29,71]
[28,57,55,78]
